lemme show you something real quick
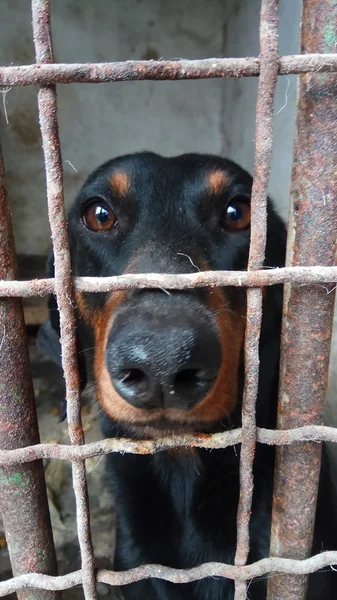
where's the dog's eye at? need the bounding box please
[82,201,117,232]
[220,196,251,231]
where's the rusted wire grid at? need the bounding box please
[2,551,337,597]
[2,425,337,466]
[0,266,336,297]
[2,54,337,86]
[0,129,60,599]
[31,0,97,598]
[233,1,279,598]
[267,1,337,599]
[0,3,332,600]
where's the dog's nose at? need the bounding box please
[106,312,222,411]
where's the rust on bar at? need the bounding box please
[2,54,337,87]
[267,1,337,599]
[4,549,337,597]
[31,1,98,598]
[0,0,335,597]
[234,2,279,598]
[0,265,336,298]
[0,135,59,597]
[3,424,337,467]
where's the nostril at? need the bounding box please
[121,369,146,385]
[175,369,203,387]
[174,368,217,391]
[171,367,218,409]
[110,363,161,409]
[119,368,148,393]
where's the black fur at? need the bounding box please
[39,152,337,599]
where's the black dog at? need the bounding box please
[39,152,337,599]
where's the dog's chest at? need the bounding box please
[152,449,240,566]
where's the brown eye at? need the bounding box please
[82,201,117,232]
[220,196,251,231]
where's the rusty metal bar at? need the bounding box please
[234,2,279,598]
[2,425,337,467]
[3,549,337,597]
[31,1,98,598]
[267,1,337,599]
[1,54,337,86]
[0,266,336,297]
[0,133,59,597]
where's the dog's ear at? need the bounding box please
[37,250,87,420]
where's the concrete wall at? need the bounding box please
[2,0,301,252]
[1,0,228,255]
[222,0,302,221]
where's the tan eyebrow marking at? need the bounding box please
[109,171,130,197]
[207,170,228,195]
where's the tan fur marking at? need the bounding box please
[109,171,130,197]
[207,170,228,195]
[195,286,245,421]
[75,291,97,326]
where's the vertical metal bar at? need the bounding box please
[31,1,98,598]
[267,1,337,599]
[0,138,60,598]
[234,1,279,599]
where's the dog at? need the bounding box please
[39,152,337,599]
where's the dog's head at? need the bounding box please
[39,152,286,436]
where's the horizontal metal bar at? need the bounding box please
[1,425,337,466]
[1,54,337,86]
[1,550,337,596]
[0,266,336,297]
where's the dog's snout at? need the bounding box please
[106,303,222,411]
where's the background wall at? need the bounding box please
[1,0,300,254]
[0,0,336,442]
[1,0,227,256]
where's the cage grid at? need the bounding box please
[0,0,337,599]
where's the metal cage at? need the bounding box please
[0,1,337,599]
